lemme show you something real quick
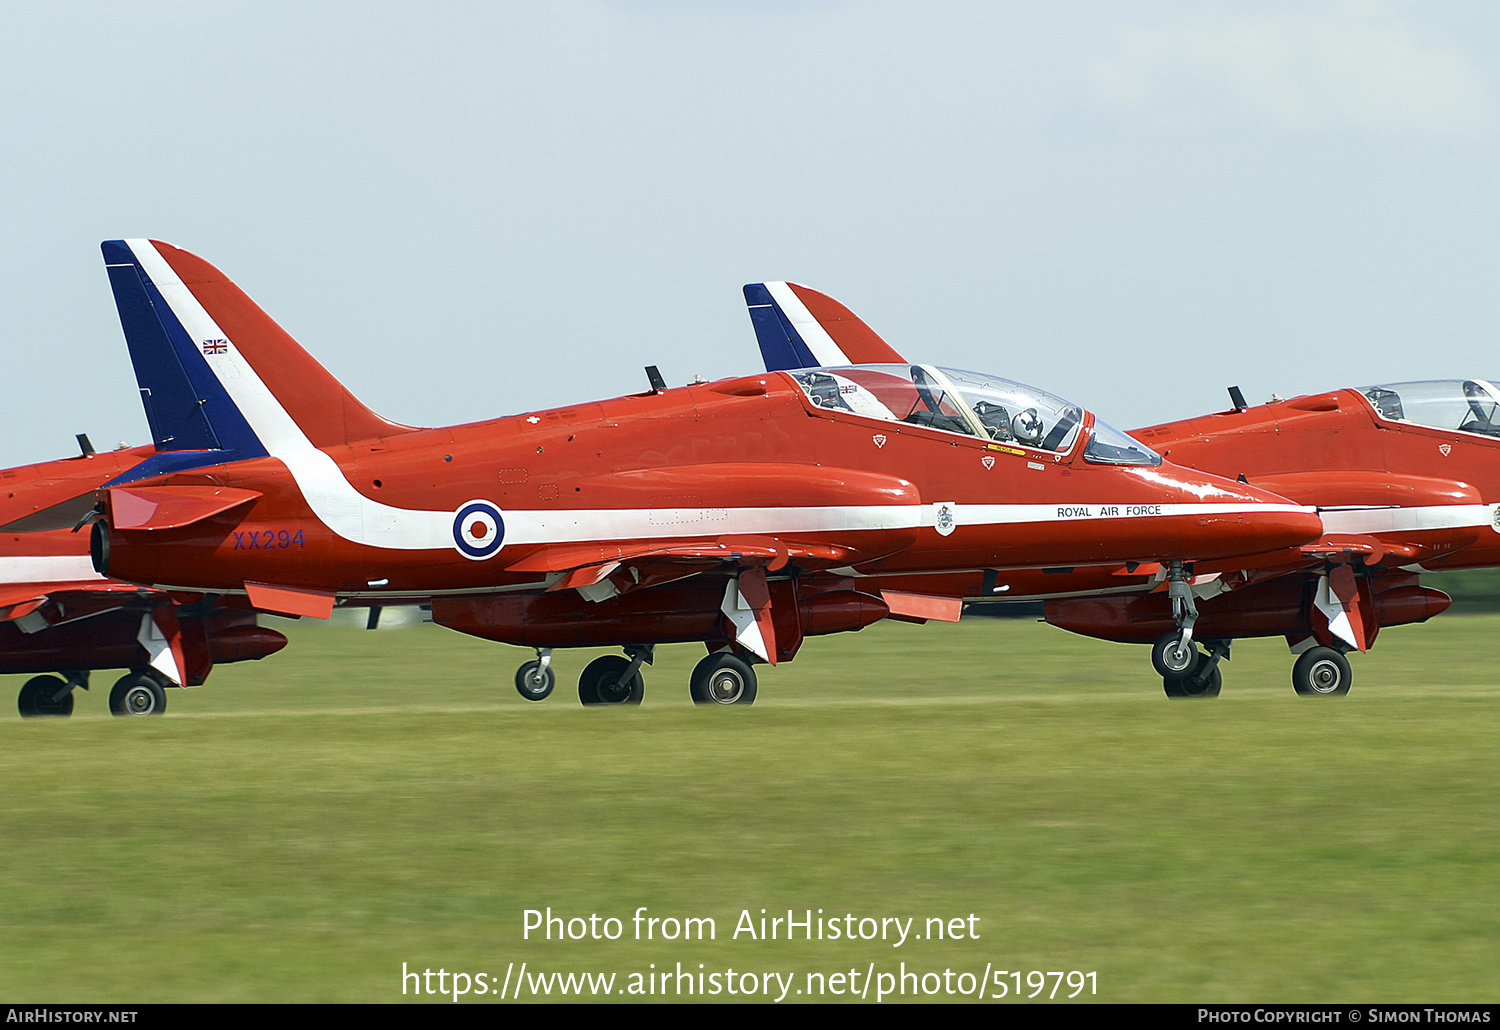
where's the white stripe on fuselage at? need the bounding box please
[129,240,454,550]
[763,282,847,366]
[126,244,1316,556]
[0,556,106,586]
[1319,504,1492,535]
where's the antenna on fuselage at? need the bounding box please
[1227,386,1248,413]
[645,366,667,393]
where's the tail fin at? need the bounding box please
[101,239,410,461]
[742,281,906,371]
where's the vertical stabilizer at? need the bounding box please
[742,281,906,370]
[101,239,411,459]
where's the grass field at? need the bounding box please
[1,613,1496,1003]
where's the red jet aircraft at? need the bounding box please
[1,440,286,717]
[744,281,1479,699]
[85,240,1321,707]
[1044,382,1493,695]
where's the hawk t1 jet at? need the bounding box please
[85,241,1320,706]
[744,280,1476,698]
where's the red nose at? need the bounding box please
[1177,481,1324,560]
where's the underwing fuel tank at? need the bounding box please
[1044,573,1450,645]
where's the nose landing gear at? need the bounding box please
[514,648,555,701]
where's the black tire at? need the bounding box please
[1292,647,1352,697]
[18,675,74,718]
[1181,665,1222,698]
[1151,633,1200,678]
[1163,664,1222,698]
[690,653,759,706]
[109,673,167,717]
[578,655,643,706]
[514,661,555,702]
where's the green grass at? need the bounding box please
[1,614,1497,1003]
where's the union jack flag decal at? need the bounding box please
[201,339,228,355]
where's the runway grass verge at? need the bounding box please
[1,614,1496,1003]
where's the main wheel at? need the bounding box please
[109,673,167,717]
[1292,647,1351,696]
[514,661,555,702]
[578,655,643,706]
[18,675,74,718]
[1183,665,1222,698]
[1151,633,1200,678]
[690,653,758,706]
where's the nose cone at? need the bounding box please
[1170,473,1324,560]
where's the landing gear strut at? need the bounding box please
[578,645,650,706]
[1154,562,1226,699]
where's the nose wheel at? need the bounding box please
[1155,634,1229,699]
[514,649,555,701]
[1151,634,1199,678]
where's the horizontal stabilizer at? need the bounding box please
[106,485,262,531]
[0,490,99,533]
[244,581,335,619]
[0,593,48,621]
[880,590,963,623]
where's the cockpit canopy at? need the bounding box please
[1361,380,1500,437]
[788,364,1162,466]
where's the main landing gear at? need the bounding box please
[1147,636,1357,699]
[1291,646,1352,697]
[578,648,649,706]
[17,674,77,718]
[690,652,758,706]
[16,669,171,718]
[509,645,760,707]
[108,671,169,716]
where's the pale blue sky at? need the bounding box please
[4,1,1500,464]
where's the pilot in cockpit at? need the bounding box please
[1461,380,1500,436]
[972,401,1012,441]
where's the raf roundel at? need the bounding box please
[452,500,506,560]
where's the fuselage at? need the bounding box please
[1133,383,1500,570]
[94,370,1321,602]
